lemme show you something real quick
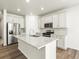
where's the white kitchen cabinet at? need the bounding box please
[18,16,24,28]
[57,36,66,49]
[40,12,66,29]
[53,13,66,28]
[7,14,19,23]
[58,13,66,28]
[53,13,66,49]
[7,14,24,28]
[53,14,59,28]
[40,12,67,49]
[54,28,67,49]
[7,14,13,23]
[40,16,53,28]
[40,16,45,28]
[45,16,53,23]
[12,15,19,23]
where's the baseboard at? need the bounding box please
[67,47,79,51]
[57,47,67,50]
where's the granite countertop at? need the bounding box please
[13,35,58,49]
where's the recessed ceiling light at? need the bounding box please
[26,0,30,3]
[41,8,44,11]
[17,9,21,12]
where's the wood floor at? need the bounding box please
[0,44,79,59]
[57,48,79,59]
[0,44,27,59]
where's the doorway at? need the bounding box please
[0,14,3,46]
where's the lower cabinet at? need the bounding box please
[57,36,65,49]
[56,35,67,50]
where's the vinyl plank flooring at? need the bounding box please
[0,44,79,59]
[57,48,79,59]
[0,44,27,59]
[75,51,79,59]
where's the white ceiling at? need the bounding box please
[0,0,79,15]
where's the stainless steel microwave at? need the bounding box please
[44,23,53,28]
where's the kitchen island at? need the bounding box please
[14,35,57,59]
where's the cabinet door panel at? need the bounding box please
[59,13,66,28]
[7,15,13,23]
[53,15,59,28]
[57,36,65,49]
[45,16,53,23]
[40,17,45,28]
[18,16,24,28]
[13,16,19,23]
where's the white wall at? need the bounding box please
[25,15,40,35]
[0,20,1,37]
[0,19,3,38]
[3,9,7,46]
[0,11,2,38]
[66,5,79,50]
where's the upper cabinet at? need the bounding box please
[12,15,19,23]
[53,14,59,28]
[7,14,13,23]
[7,14,25,28]
[40,15,53,28]
[58,13,66,28]
[40,11,66,28]
[18,16,24,28]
